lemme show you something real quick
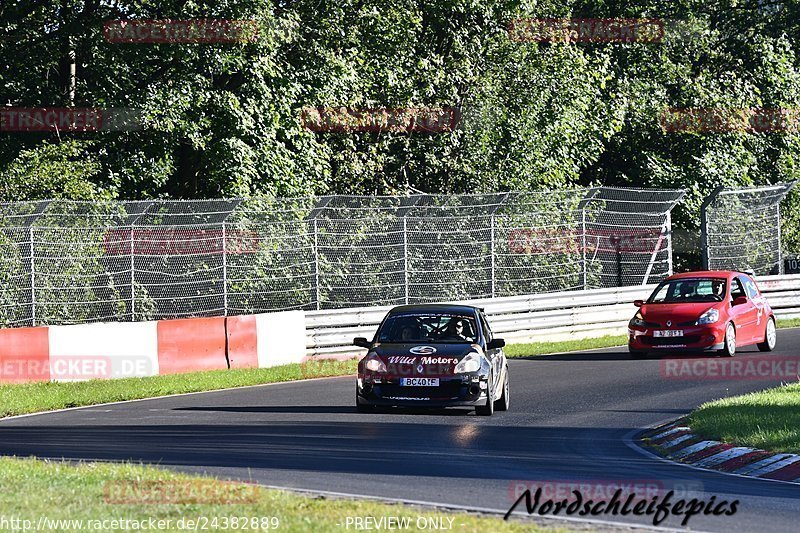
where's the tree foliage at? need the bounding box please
[2,1,800,262]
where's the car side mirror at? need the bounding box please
[633,300,644,308]
[353,337,371,348]
[487,338,505,350]
[732,296,748,307]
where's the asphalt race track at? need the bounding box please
[3,332,800,532]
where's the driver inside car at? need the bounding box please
[442,318,469,341]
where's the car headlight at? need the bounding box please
[364,352,387,373]
[696,308,719,325]
[455,352,482,373]
[630,311,646,327]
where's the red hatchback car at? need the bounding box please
[628,270,776,357]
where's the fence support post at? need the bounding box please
[581,208,587,290]
[490,215,496,297]
[666,211,674,275]
[222,221,228,315]
[130,225,135,321]
[313,219,320,311]
[403,217,409,304]
[775,202,783,274]
[29,226,35,326]
[700,186,724,270]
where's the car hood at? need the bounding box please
[366,343,479,376]
[640,302,720,326]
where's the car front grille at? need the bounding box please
[642,336,702,346]
[375,381,465,399]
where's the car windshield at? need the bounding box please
[648,278,726,303]
[377,313,478,343]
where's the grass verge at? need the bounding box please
[505,335,627,358]
[0,360,357,419]
[0,457,563,533]
[687,382,800,454]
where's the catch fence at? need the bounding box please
[701,182,796,275]
[0,188,684,327]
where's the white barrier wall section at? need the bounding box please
[47,321,159,382]
[255,310,306,367]
[304,274,800,358]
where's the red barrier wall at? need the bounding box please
[0,327,50,383]
[226,315,258,369]
[157,317,228,374]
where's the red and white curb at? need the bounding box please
[641,419,800,483]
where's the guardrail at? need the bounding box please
[305,274,800,357]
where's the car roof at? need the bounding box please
[665,270,744,280]
[387,303,480,316]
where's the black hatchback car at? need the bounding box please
[353,304,509,415]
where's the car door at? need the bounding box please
[729,276,759,342]
[479,311,505,397]
[743,275,768,340]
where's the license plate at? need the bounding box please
[400,378,439,387]
[654,330,683,337]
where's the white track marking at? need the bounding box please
[670,441,717,459]
[693,447,755,469]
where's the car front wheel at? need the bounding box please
[629,346,648,359]
[719,322,736,357]
[476,373,494,416]
[494,368,510,411]
[356,388,374,413]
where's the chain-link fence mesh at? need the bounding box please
[701,183,796,275]
[0,188,684,327]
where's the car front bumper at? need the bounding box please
[356,373,490,407]
[628,324,725,351]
